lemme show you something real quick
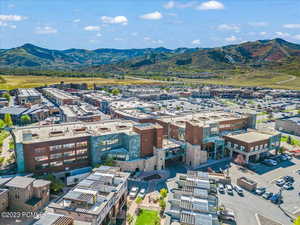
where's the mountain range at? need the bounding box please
[1,38,300,75]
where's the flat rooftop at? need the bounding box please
[18,88,41,97]
[225,131,272,143]
[15,119,138,143]
[5,176,35,189]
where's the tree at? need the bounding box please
[111,88,120,96]
[294,216,300,225]
[0,119,5,128]
[2,92,10,101]
[159,199,166,211]
[160,188,168,199]
[135,196,143,205]
[126,214,134,225]
[40,174,64,194]
[287,136,292,145]
[20,114,31,125]
[4,114,13,127]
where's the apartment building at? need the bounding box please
[275,117,300,136]
[0,176,50,212]
[16,88,42,106]
[224,131,281,162]
[42,88,80,106]
[60,103,102,122]
[47,166,129,225]
[165,171,219,225]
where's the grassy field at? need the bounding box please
[135,209,160,225]
[0,75,160,90]
[178,71,300,90]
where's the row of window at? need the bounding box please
[227,141,280,152]
[34,149,87,162]
[35,141,88,154]
[35,155,88,170]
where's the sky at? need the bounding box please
[1,0,300,50]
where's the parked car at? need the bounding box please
[138,188,146,199]
[276,179,285,186]
[218,209,236,221]
[262,159,277,166]
[283,183,293,190]
[297,170,300,175]
[226,184,233,195]
[270,194,282,204]
[283,176,294,183]
[218,184,225,194]
[234,185,244,196]
[255,187,266,195]
[262,192,273,199]
[129,187,139,199]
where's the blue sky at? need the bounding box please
[1,0,300,50]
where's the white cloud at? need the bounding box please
[9,24,16,29]
[196,1,224,10]
[248,22,268,27]
[191,39,201,45]
[275,31,290,38]
[101,16,128,25]
[0,21,16,29]
[140,11,162,20]
[152,39,164,44]
[164,1,175,9]
[114,37,124,41]
[84,26,100,31]
[225,35,237,42]
[0,14,27,21]
[259,31,267,36]
[283,24,300,29]
[144,37,151,41]
[35,26,57,34]
[217,24,240,32]
[73,19,80,23]
[293,34,300,40]
[131,32,138,36]
[96,33,102,37]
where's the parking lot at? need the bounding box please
[218,157,300,225]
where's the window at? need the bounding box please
[62,143,75,149]
[77,155,88,161]
[50,153,62,159]
[36,163,49,170]
[255,146,258,150]
[35,147,47,154]
[50,161,63,167]
[35,155,48,162]
[64,151,75,157]
[99,139,119,146]
[77,141,88,148]
[77,149,87,156]
[64,158,76,164]
[50,145,62,151]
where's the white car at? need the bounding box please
[276,179,285,186]
[138,188,146,199]
[226,185,233,195]
[129,187,139,198]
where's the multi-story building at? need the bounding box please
[165,171,219,225]
[0,176,50,212]
[42,88,80,106]
[47,166,129,225]
[224,131,281,162]
[16,88,42,106]
[33,213,74,225]
[60,103,102,122]
[275,117,300,136]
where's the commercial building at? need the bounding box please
[60,103,102,122]
[16,88,42,106]
[224,131,281,162]
[47,166,129,225]
[33,213,74,225]
[0,176,50,212]
[43,88,80,106]
[275,117,300,136]
[165,171,219,225]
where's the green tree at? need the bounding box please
[4,114,13,127]
[2,92,10,101]
[0,119,5,128]
[294,216,300,225]
[135,196,143,204]
[103,157,116,166]
[40,174,64,194]
[111,88,120,96]
[159,199,166,211]
[20,114,31,125]
[160,188,168,199]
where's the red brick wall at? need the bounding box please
[185,122,203,145]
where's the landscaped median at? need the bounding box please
[135,209,160,225]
